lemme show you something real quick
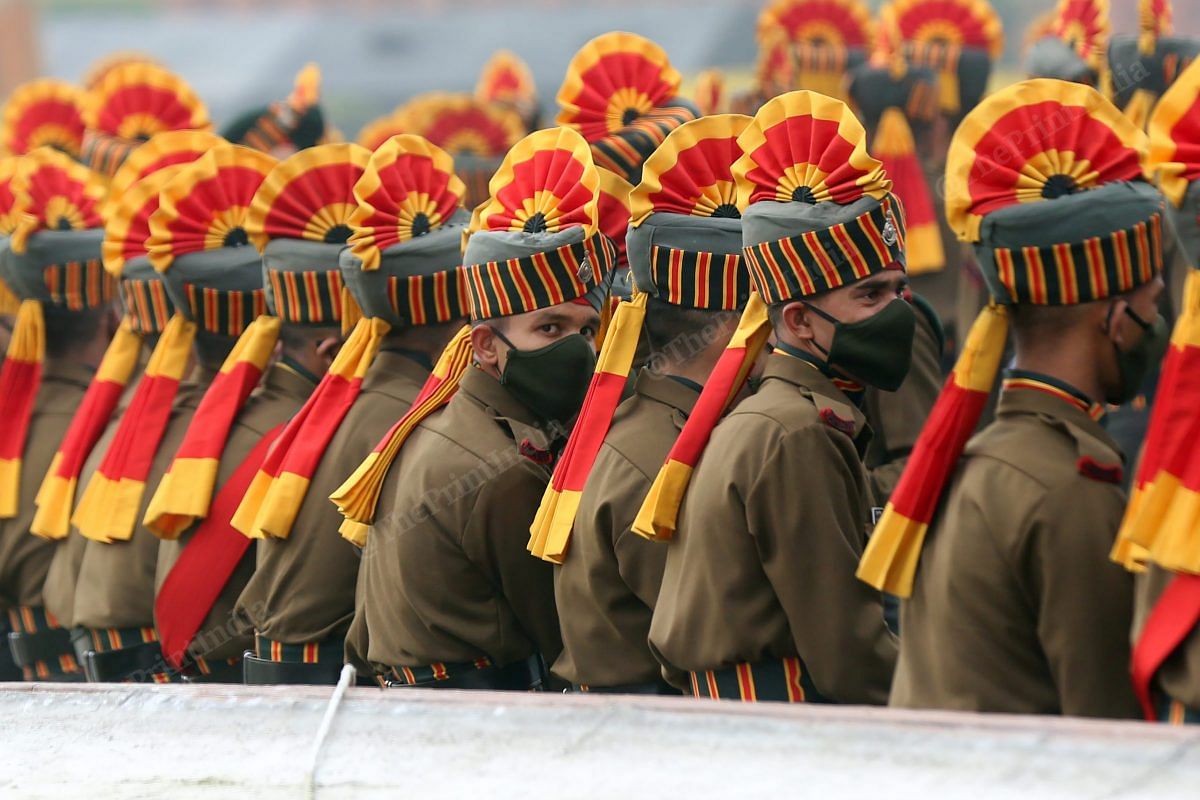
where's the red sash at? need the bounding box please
[1131,572,1200,721]
[155,424,283,669]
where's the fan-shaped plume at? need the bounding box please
[733,91,890,208]
[632,114,751,225]
[83,61,211,139]
[1147,50,1200,206]
[397,93,524,158]
[595,167,633,268]
[102,164,188,275]
[288,63,321,110]
[356,112,408,152]
[945,78,1147,241]
[757,0,873,48]
[2,79,86,158]
[883,0,1004,59]
[555,31,682,143]
[1138,0,1172,54]
[244,142,371,250]
[0,157,23,235]
[10,146,106,252]
[82,52,160,91]
[471,126,599,235]
[756,26,799,96]
[107,129,222,207]
[1049,0,1110,69]
[349,134,466,271]
[475,50,537,110]
[148,144,278,273]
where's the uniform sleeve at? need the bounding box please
[466,461,563,666]
[1025,479,1141,719]
[865,302,943,503]
[746,424,898,704]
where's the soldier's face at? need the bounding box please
[801,271,909,353]
[471,301,600,374]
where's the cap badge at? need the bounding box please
[576,256,593,284]
[882,219,898,247]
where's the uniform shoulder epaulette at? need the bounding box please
[819,406,857,437]
[1077,455,1123,484]
[1056,416,1124,485]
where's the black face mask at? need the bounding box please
[802,298,916,391]
[1108,305,1169,405]
[492,327,597,423]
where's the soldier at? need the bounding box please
[535,115,753,694]
[0,146,118,681]
[222,63,331,158]
[235,135,469,685]
[144,144,330,682]
[338,126,611,689]
[860,79,1166,719]
[643,91,910,703]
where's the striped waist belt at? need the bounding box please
[255,633,344,664]
[689,656,828,703]
[1159,697,1200,725]
[6,606,80,680]
[75,626,175,684]
[383,653,546,691]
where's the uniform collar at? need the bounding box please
[998,370,1119,456]
[367,349,434,387]
[264,359,319,397]
[380,346,434,372]
[771,341,866,405]
[760,350,870,443]
[276,355,321,386]
[635,369,702,416]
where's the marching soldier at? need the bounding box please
[643,91,910,703]
[337,126,611,689]
[144,143,330,682]
[539,115,753,693]
[0,145,118,680]
[860,79,1165,719]
[235,135,469,684]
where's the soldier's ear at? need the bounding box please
[315,335,342,369]
[1101,299,1126,347]
[470,323,502,373]
[781,301,816,343]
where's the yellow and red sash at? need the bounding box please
[528,292,647,563]
[143,315,281,539]
[72,313,196,542]
[232,316,388,540]
[631,292,772,542]
[31,318,141,539]
[871,108,943,275]
[330,324,473,546]
[0,300,46,517]
[857,303,1009,597]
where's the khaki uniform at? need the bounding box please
[0,361,93,612]
[552,370,698,688]
[649,351,898,703]
[1133,565,1200,714]
[346,366,561,674]
[71,367,216,631]
[236,351,429,648]
[891,383,1141,718]
[864,299,943,503]
[153,364,315,663]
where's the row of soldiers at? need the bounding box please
[0,1,1197,726]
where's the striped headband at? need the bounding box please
[742,194,906,303]
[42,258,114,310]
[120,276,175,334]
[182,282,270,336]
[647,247,750,311]
[383,269,471,326]
[265,266,345,326]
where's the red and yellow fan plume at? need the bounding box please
[30,318,141,538]
[1049,0,1111,80]
[733,90,891,207]
[757,0,873,48]
[107,130,222,201]
[331,324,474,545]
[632,293,772,541]
[0,300,45,518]
[244,142,371,249]
[944,78,1146,242]
[143,315,280,539]
[631,114,750,225]
[555,31,683,143]
[596,167,633,271]
[9,146,106,253]
[101,164,188,276]
[82,52,160,91]
[288,63,321,112]
[1138,0,1172,56]
[692,70,727,116]
[2,79,86,158]
[1147,57,1200,208]
[1024,9,1059,55]
[756,26,799,98]
[356,112,407,152]
[0,156,23,235]
[475,50,537,113]
[857,303,1009,594]
[871,108,944,273]
[398,93,524,159]
[231,315,389,540]
[471,125,600,236]
[146,143,278,273]
[71,312,197,542]
[348,133,465,272]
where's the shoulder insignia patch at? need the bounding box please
[519,437,553,466]
[820,407,856,436]
[1077,456,1123,485]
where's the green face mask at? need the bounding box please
[493,328,597,423]
[804,297,916,392]
[1109,306,1169,405]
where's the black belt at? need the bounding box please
[81,641,173,683]
[8,627,73,669]
[385,654,546,691]
[571,678,682,696]
[242,652,344,686]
